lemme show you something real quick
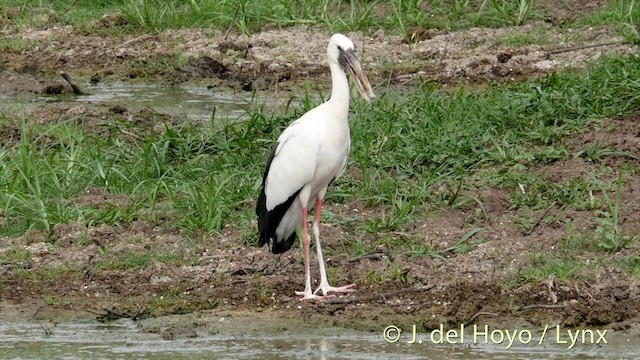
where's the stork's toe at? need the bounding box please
[295,290,336,301]
[314,283,356,296]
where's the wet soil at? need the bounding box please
[1,7,636,95]
[1,4,640,335]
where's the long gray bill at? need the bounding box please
[343,49,375,102]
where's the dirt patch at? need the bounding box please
[568,116,640,167]
[2,197,639,332]
[533,158,595,182]
[0,102,190,147]
[538,0,608,24]
[1,17,637,94]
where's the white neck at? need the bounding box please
[327,61,350,115]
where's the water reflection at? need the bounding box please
[0,82,302,122]
[0,320,636,360]
[76,82,264,122]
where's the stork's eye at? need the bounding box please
[337,45,343,51]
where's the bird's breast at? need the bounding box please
[311,131,350,185]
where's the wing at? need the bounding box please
[264,120,320,210]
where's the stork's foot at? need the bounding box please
[314,283,356,296]
[295,290,336,301]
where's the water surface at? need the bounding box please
[1,82,302,122]
[1,319,636,359]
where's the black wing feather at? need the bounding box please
[256,142,301,254]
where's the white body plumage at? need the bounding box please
[266,102,350,243]
[255,33,374,299]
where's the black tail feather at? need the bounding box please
[271,231,297,254]
[256,186,300,254]
[256,142,300,254]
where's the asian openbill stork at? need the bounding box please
[256,34,375,300]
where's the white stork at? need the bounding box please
[256,34,375,300]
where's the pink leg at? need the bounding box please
[312,197,355,296]
[295,207,331,301]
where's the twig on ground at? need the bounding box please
[324,284,433,305]
[31,301,45,318]
[540,274,557,304]
[224,7,240,41]
[468,311,498,324]
[37,322,53,336]
[547,40,627,55]
[113,35,155,50]
[348,252,385,262]
[518,303,567,311]
[60,71,91,95]
[577,283,597,304]
[526,201,557,235]
[88,306,146,321]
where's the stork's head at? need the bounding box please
[327,34,375,102]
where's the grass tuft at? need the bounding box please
[0,0,635,40]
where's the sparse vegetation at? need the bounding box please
[593,175,637,251]
[94,249,184,271]
[518,253,585,283]
[0,0,636,41]
[617,255,640,278]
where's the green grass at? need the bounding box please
[511,173,639,286]
[94,248,185,270]
[617,255,640,278]
[0,37,35,52]
[0,247,32,265]
[387,262,409,285]
[0,54,638,242]
[581,0,640,43]
[495,28,548,47]
[517,253,585,283]
[593,174,637,251]
[0,0,637,40]
[13,263,83,282]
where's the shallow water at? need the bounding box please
[1,319,637,359]
[83,82,284,121]
[1,82,297,122]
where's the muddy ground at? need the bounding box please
[1,8,637,94]
[1,4,640,336]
